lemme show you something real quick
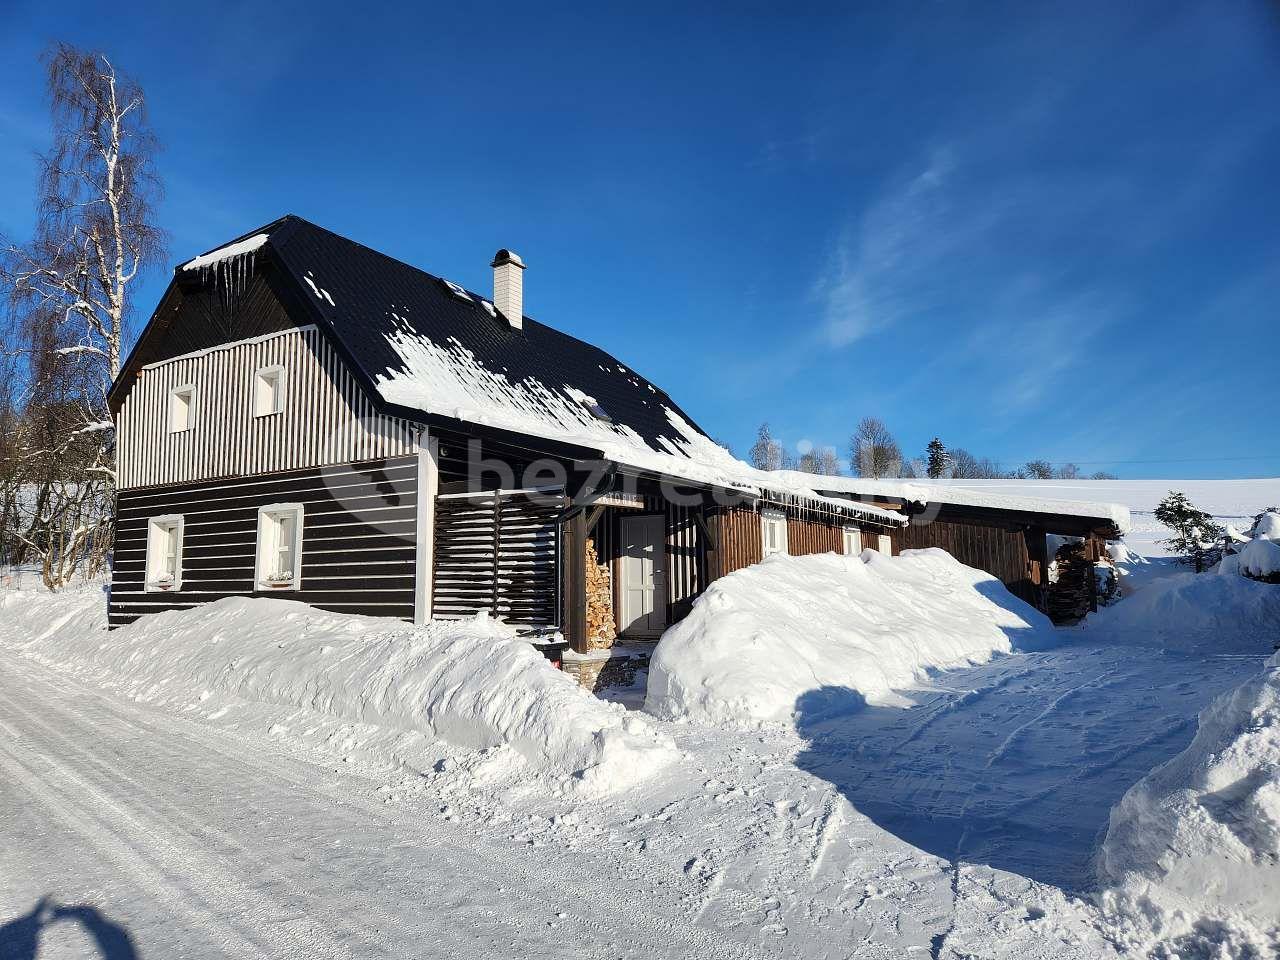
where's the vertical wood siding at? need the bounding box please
[711,505,894,579]
[109,457,417,627]
[711,506,765,579]
[898,516,1038,607]
[787,517,844,557]
[117,326,416,490]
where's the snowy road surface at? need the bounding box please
[1,596,1268,958]
[0,657,760,960]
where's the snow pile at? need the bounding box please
[1098,652,1280,956]
[644,549,1052,727]
[1092,569,1280,652]
[5,590,677,798]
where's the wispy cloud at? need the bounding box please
[813,147,960,347]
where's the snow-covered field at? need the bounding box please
[1,525,1277,958]
[940,477,1280,556]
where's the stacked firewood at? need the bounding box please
[585,538,617,649]
[1047,541,1093,625]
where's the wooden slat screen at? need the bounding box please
[432,491,563,631]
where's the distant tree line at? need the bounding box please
[746,419,1120,481]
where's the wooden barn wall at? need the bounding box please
[898,514,1039,607]
[712,506,764,578]
[117,325,416,490]
[712,505,896,579]
[432,491,562,632]
[787,517,844,557]
[109,456,417,627]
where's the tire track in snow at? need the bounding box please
[0,655,771,960]
[0,679,358,958]
[983,669,1119,770]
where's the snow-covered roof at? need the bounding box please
[768,472,1131,534]
[180,234,269,272]
[131,216,903,527]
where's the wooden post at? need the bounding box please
[1025,525,1049,613]
[564,510,588,653]
[413,429,440,626]
[1087,534,1100,613]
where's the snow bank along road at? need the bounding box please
[0,655,760,960]
[1,575,1270,958]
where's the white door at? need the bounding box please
[877,534,893,555]
[619,515,667,637]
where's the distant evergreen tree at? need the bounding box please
[748,423,783,471]
[1090,471,1118,480]
[925,438,949,479]
[1023,459,1055,480]
[1154,491,1224,573]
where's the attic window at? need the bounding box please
[441,278,473,302]
[169,385,195,433]
[254,365,284,417]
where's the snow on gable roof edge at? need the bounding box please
[767,471,1130,534]
[181,233,270,272]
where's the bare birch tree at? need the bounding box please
[850,417,902,479]
[1,43,164,587]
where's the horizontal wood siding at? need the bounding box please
[118,326,416,490]
[432,491,562,631]
[898,515,1038,607]
[109,457,417,627]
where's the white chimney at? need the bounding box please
[491,249,525,330]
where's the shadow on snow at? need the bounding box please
[790,637,1258,892]
[0,898,138,960]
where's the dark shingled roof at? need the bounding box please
[232,215,711,458]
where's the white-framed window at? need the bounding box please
[877,534,893,555]
[168,384,195,433]
[254,365,285,417]
[145,515,184,591]
[842,526,863,556]
[761,509,788,558]
[255,503,304,590]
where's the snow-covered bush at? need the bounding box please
[644,549,1051,728]
[4,590,678,797]
[1098,652,1280,957]
[1217,508,1280,583]
[1249,508,1280,542]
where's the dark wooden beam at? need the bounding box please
[584,504,607,535]
[563,510,588,654]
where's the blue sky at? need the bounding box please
[2,2,1276,479]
